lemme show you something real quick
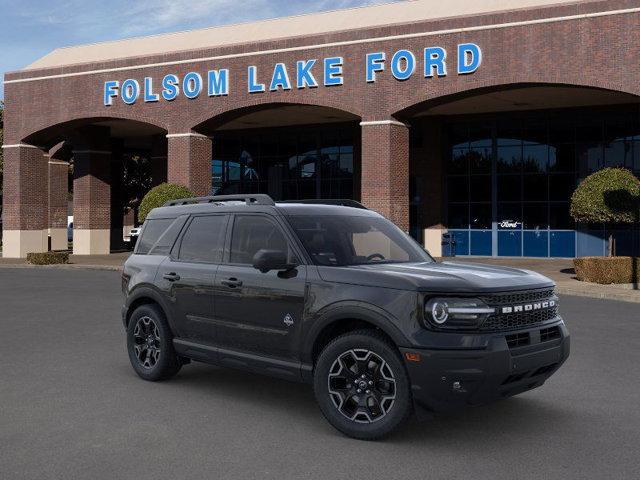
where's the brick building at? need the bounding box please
[3,0,640,257]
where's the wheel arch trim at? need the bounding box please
[303,302,410,365]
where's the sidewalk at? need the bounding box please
[451,257,640,303]
[1,252,638,303]
[0,252,131,271]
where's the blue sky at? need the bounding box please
[0,0,398,100]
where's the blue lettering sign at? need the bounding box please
[296,59,318,88]
[208,69,229,96]
[424,47,447,77]
[366,52,385,83]
[161,74,179,101]
[390,50,415,81]
[270,63,292,91]
[324,57,343,86]
[121,79,140,104]
[104,80,119,106]
[144,77,159,102]
[183,72,203,99]
[457,43,482,74]
[248,66,265,93]
[101,45,483,105]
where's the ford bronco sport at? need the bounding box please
[122,194,570,439]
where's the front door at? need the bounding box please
[213,214,307,363]
[158,214,229,345]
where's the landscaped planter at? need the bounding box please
[27,251,70,265]
[574,256,640,284]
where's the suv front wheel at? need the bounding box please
[126,304,182,381]
[313,330,412,440]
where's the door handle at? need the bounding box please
[221,278,243,288]
[163,272,181,281]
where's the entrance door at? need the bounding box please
[213,214,307,363]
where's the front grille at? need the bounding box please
[482,306,558,331]
[479,288,558,331]
[480,288,555,306]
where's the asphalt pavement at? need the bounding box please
[1,268,639,480]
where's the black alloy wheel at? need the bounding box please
[126,304,182,381]
[314,330,412,440]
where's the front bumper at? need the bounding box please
[400,319,570,415]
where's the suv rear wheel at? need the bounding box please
[126,304,182,381]
[313,330,412,440]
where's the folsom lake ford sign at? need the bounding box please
[103,43,482,106]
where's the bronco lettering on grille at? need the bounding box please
[501,300,555,314]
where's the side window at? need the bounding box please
[136,218,174,254]
[178,215,228,263]
[148,215,188,255]
[229,215,290,265]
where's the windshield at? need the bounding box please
[287,215,434,266]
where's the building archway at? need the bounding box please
[4,118,167,256]
[396,84,640,257]
[191,103,361,202]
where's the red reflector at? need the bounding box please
[404,352,421,362]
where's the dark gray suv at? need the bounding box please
[121,194,570,439]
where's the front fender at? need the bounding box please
[302,300,412,365]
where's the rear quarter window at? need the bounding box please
[136,218,175,254]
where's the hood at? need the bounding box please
[317,261,554,293]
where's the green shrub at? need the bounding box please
[138,183,194,222]
[574,256,640,284]
[570,168,640,224]
[27,251,69,265]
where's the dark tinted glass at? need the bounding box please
[523,204,549,229]
[289,216,432,266]
[470,203,492,229]
[470,175,492,202]
[178,215,227,263]
[447,204,469,228]
[230,216,290,264]
[447,176,469,202]
[137,218,174,255]
[149,216,187,255]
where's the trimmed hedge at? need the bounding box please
[574,256,640,284]
[139,183,194,222]
[27,251,69,265]
[570,168,640,224]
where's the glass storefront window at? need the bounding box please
[445,105,639,257]
[470,203,491,229]
[497,145,522,173]
[211,123,357,200]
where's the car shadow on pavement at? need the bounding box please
[131,361,574,443]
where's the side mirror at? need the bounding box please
[252,249,297,273]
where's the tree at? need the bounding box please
[570,167,640,256]
[121,153,152,221]
[138,183,194,222]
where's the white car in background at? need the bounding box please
[127,227,141,250]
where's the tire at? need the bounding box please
[313,329,412,440]
[126,303,182,381]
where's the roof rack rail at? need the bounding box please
[278,199,368,209]
[163,194,275,207]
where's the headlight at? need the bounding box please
[425,297,495,330]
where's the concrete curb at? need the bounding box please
[0,263,122,272]
[555,285,640,303]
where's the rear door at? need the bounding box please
[213,214,307,363]
[158,214,229,345]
